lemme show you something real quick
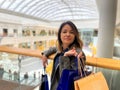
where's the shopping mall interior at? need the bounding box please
[0,0,120,90]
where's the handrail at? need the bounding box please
[86,57,120,70]
[0,46,42,58]
[0,46,120,70]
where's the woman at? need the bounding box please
[42,21,86,90]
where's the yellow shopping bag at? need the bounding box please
[74,72,109,90]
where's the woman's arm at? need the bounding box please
[41,47,57,66]
[41,47,57,57]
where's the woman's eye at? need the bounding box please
[62,31,67,33]
[70,31,74,34]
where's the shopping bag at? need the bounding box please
[57,69,78,90]
[57,57,92,90]
[74,72,109,90]
[39,74,49,90]
[39,67,49,90]
[57,69,91,90]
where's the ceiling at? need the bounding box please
[0,0,99,22]
[0,0,120,27]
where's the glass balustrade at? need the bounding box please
[1,51,120,90]
[0,52,46,90]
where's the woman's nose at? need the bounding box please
[66,32,70,36]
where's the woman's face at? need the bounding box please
[60,24,75,48]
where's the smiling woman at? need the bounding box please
[41,21,86,90]
[60,24,75,49]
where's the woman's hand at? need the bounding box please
[64,47,78,57]
[41,55,48,67]
[64,47,84,59]
[77,51,84,59]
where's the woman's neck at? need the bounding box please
[62,44,69,50]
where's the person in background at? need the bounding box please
[41,21,86,90]
[8,69,12,80]
[33,72,36,80]
[2,29,8,37]
[24,72,29,79]
[0,65,4,78]
[13,71,18,81]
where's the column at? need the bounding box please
[96,0,117,58]
[95,1,118,90]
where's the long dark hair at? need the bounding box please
[57,21,83,52]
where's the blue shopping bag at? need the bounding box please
[57,69,79,90]
[57,56,80,90]
[39,67,49,90]
[39,74,49,90]
[57,56,92,90]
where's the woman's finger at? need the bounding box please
[78,52,83,58]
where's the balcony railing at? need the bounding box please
[1,45,120,90]
[0,45,120,70]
